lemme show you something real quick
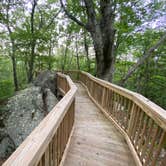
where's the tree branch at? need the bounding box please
[119,32,166,85]
[45,9,61,29]
[60,0,87,29]
[83,0,97,29]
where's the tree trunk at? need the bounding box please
[48,40,52,70]
[28,0,37,83]
[60,0,116,82]
[75,35,80,70]
[28,42,35,82]
[5,2,19,91]
[11,44,19,91]
[68,52,74,68]
[84,32,90,72]
[90,25,115,82]
[61,40,68,71]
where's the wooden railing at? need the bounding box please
[66,70,166,166]
[3,73,77,166]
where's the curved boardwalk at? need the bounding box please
[64,83,135,166]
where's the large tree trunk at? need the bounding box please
[60,0,116,82]
[90,22,115,82]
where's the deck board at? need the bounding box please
[63,83,136,166]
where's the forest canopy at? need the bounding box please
[0,0,166,109]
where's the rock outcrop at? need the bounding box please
[0,71,59,160]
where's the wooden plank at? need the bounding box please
[59,126,75,166]
[3,73,77,166]
[79,82,141,166]
[63,83,136,166]
[79,71,166,131]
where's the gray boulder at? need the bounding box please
[34,70,57,96]
[0,71,59,159]
[5,87,59,146]
[0,129,15,158]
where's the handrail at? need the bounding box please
[3,72,77,166]
[66,70,166,166]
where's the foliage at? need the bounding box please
[114,30,166,109]
[0,56,14,100]
[0,0,165,110]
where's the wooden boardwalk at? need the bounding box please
[63,83,135,166]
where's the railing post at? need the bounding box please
[101,87,106,108]
[127,103,136,137]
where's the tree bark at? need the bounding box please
[28,0,37,83]
[84,32,90,72]
[75,35,80,70]
[11,43,19,91]
[61,44,68,71]
[28,42,36,82]
[119,32,166,85]
[88,0,116,81]
[60,0,116,82]
[48,40,52,70]
[6,1,19,91]
[61,35,71,71]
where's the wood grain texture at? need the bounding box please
[63,83,135,166]
[3,73,77,166]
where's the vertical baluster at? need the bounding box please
[54,133,58,166]
[121,97,126,128]
[108,89,113,115]
[121,96,126,128]
[131,106,140,141]
[134,111,144,146]
[127,103,135,136]
[131,107,141,140]
[101,87,106,108]
[117,95,122,124]
[105,89,108,112]
[141,119,154,163]
[107,89,111,114]
[41,154,45,166]
[126,100,132,129]
[120,96,125,127]
[114,93,120,121]
[137,116,149,154]
[60,123,63,161]
[57,127,61,164]
[99,85,102,106]
[96,83,99,103]
[49,141,52,166]
[112,91,116,117]
[61,119,64,157]
[144,126,160,165]
[151,131,166,166]
[95,83,98,101]
[64,115,66,152]
[44,146,50,166]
